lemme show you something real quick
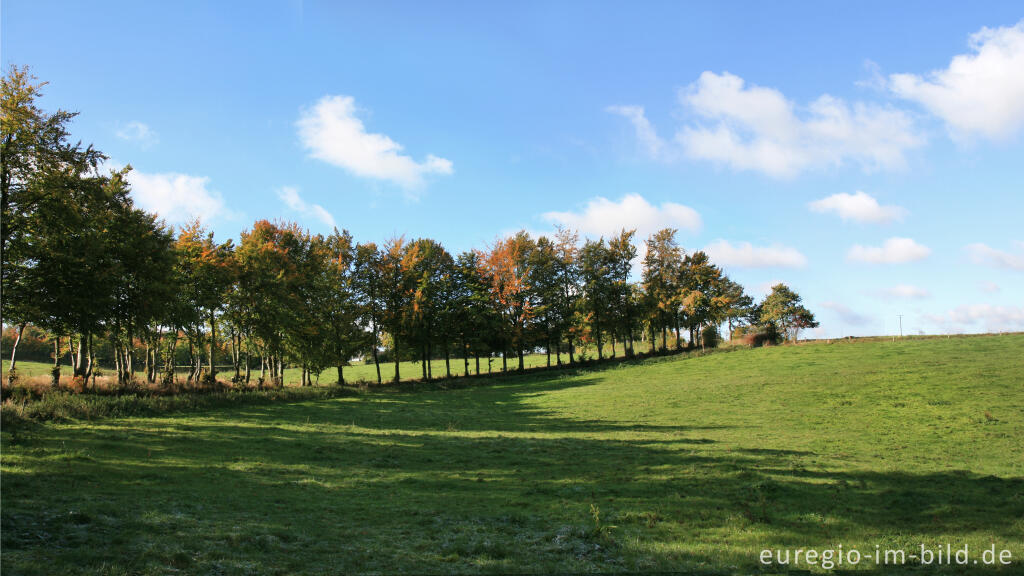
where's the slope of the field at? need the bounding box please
[2,335,1022,574]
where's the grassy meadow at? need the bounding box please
[6,340,661,388]
[2,334,1023,574]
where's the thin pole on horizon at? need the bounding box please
[898,314,904,339]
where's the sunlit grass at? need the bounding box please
[2,334,1022,574]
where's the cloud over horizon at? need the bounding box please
[966,242,1024,271]
[127,169,231,225]
[889,20,1024,141]
[848,237,931,264]
[809,191,906,224]
[297,95,453,191]
[278,186,335,229]
[609,71,924,178]
[541,193,702,241]
[703,240,807,268]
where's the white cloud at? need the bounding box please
[979,281,1001,294]
[606,105,666,158]
[609,71,923,178]
[965,242,1024,271]
[808,191,906,224]
[753,279,785,296]
[875,284,931,299]
[889,20,1024,140]
[127,170,230,224]
[116,121,158,147]
[297,95,453,190]
[848,237,930,264]
[541,193,701,241]
[821,301,872,326]
[278,186,335,228]
[926,304,1024,333]
[703,240,807,268]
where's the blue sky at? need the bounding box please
[4,1,1023,337]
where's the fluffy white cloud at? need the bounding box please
[889,20,1024,140]
[821,301,872,326]
[608,72,923,178]
[874,284,931,299]
[541,194,701,241]
[926,304,1024,333]
[606,105,666,158]
[703,240,807,268]
[965,242,1024,271]
[127,170,229,224]
[979,281,1001,294]
[278,186,335,228]
[847,237,930,264]
[116,121,158,147]
[808,191,906,224]
[297,95,453,189]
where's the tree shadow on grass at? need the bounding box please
[3,370,1022,575]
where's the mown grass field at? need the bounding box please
[7,340,660,387]
[2,334,1023,574]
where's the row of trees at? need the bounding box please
[2,66,819,388]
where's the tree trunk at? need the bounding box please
[518,346,524,371]
[568,337,575,364]
[337,364,344,386]
[8,322,25,371]
[70,334,80,374]
[51,338,61,388]
[444,340,450,379]
[372,333,382,385]
[86,334,95,387]
[393,337,400,383]
[555,338,562,366]
[461,335,469,376]
[474,352,480,376]
[231,328,240,381]
[208,311,217,378]
[421,343,428,381]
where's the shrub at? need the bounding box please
[701,326,720,349]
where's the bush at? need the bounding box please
[701,325,720,349]
[737,326,780,348]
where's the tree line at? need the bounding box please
[1,66,819,389]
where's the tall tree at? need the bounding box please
[760,283,819,343]
[641,228,683,352]
[353,242,385,384]
[480,232,535,371]
[379,237,411,382]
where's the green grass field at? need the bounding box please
[6,341,659,386]
[2,334,1023,574]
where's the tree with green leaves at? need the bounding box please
[579,237,613,360]
[760,283,819,343]
[379,236,411,382]
[353,242,385,384]
[606,229,638,357]
[641,228,683,352]
[480,231,535,371]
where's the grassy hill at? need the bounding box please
[2,334,1022,574]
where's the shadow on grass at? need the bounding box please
[3,369,1022,575]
